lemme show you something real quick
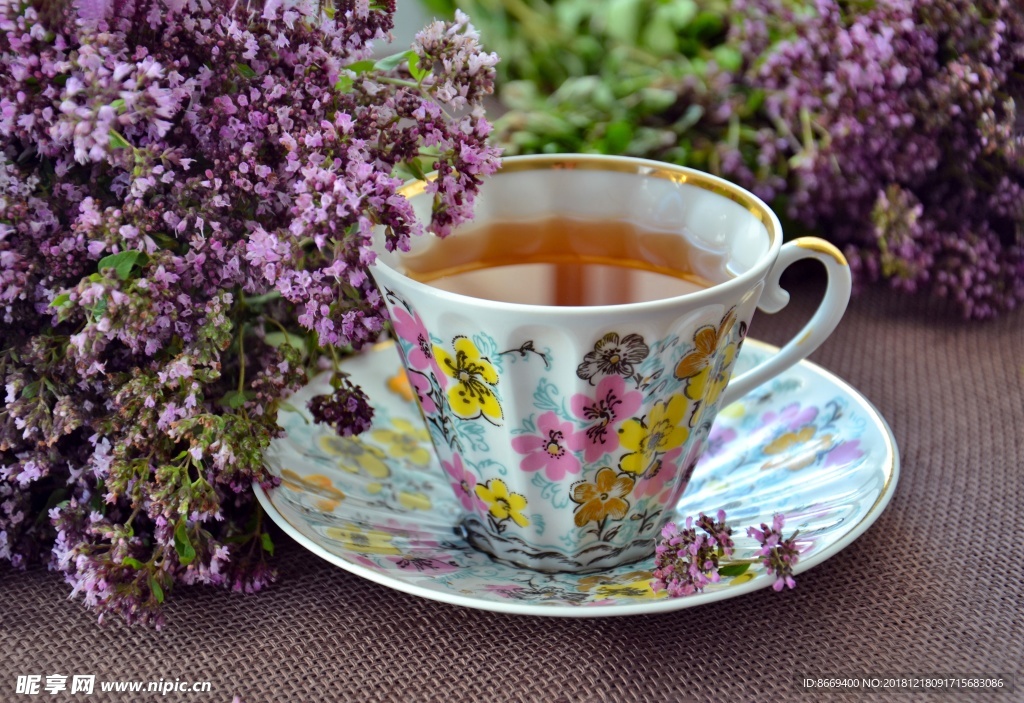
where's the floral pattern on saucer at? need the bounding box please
[256,340,898,617]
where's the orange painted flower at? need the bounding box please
[764,426,817,455]
[280,469,345,512]
[386,369,415,402]
[570,467,634,527]
[674,308,738,406]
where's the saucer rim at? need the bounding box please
[253,338,900,617]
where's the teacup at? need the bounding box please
[370,154,851,573]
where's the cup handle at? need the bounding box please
[719,237,852,407]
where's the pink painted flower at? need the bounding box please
[824,439,864,468]
[759,403,819,432]
[634,447,684,499]
[407,369,437,414]
[569,375,643,462]
[705,425,737,458]
[511,412,586,481]
[440,452,480,512]
[391,306,439,376]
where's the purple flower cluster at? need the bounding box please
[652,510,799,597]
[0,0,499,625]
[652,510,735,597]
[739,0,1024,319]
[747,514,800,591]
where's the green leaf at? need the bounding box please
[98,250,145,280]
[408,53,429,83]
[334,75,354,94]
[108,130,132,150]
[404,157,429,181]
[264,331,307,350]
[21,381,40,400]
[122,557,145,569]
[345,59,376,75]
[718,563,751,578]
[173,519,197,566]
[604,0,642,46]
[711,46,743,73]
[219,389,254,409]
[149,575,165,603]
[260,532,274,556]
[663,0,698,29]
[374,49,415,72]
[602,120,634,154]
[641,21,678,56]
[109,98,125,112]
[234,63,257,80]
[49,293,71,308]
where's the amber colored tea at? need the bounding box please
[400,216,721,306]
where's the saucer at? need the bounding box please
[255,339,899,616]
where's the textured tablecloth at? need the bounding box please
[3,274,1022,702]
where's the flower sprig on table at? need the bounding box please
[653,511,800,596]
[0,0,499,626]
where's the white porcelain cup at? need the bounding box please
[370,154,851,573]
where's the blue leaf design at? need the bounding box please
[472,457,509,478]
[532,378,568,416]
[531,471,571,509]
[472,332,502,373]
[529,513,546,536]
[454,421,489,452]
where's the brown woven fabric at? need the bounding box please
[3,276,1022,703]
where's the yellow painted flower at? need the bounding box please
[578,570,662,600]
[371,418,432,467]
[617,394,691,475]
[475,478,529,527]
[719,401,747,420]
[674,308,738,406]
[397,490,432,511]
[318,434,390,478]
[433,336,502,423]
[280,469,345,512]
[364,481,432,511]
[386,369,416,402]
[764,426,817,455]
[594,579,663,600]
[762,428,834,471]
[325,524,400,555]
[570,467,634,527]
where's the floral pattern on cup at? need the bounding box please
[382,288,754,570]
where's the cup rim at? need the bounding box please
[373,154,783,316]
